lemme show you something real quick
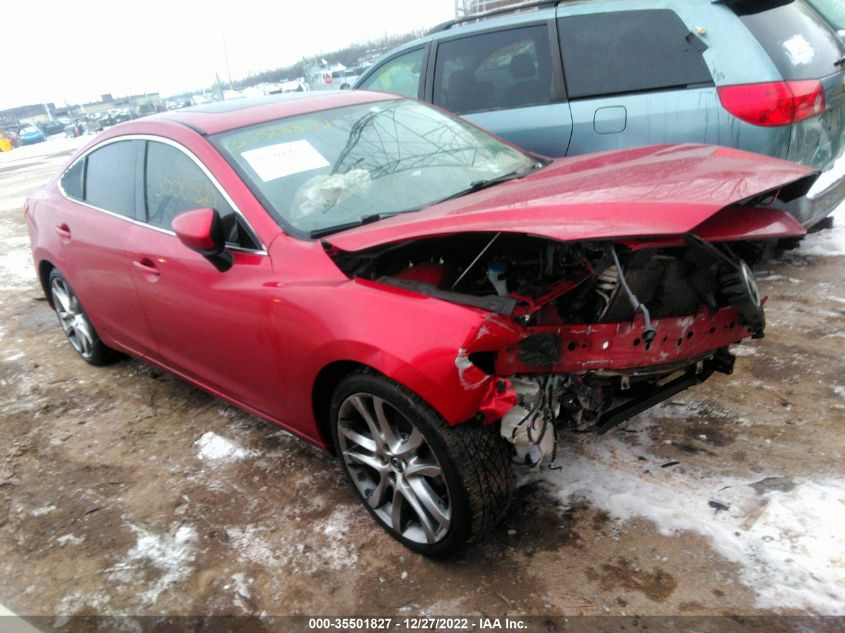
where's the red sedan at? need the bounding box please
[26,91,814,555]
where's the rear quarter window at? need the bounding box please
[557,9,712,99]
[735,0,845,80]
[60,160,84,201]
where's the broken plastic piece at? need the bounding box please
[478,378,517,425]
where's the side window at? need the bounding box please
[60,159,84,201]
[558,10,712,99]
[84,140,141,218]
[433,25,553,115]
[358,48,425,98]
[144,141,259,249]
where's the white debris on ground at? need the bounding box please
[530,411,845,615]
[195,431,255,462]
[109,524,198,606]
[730,345,758,357]
[55,534,85,547]
[226,507,359,575]
[224,572,255,612]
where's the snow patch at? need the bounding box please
[224,572,255,612]
[110,524,197,605]
[0,249,35,289]
[800,204,845,257]
[731,345,758,357]
[54,589,110,619]
[531,423,845,614]
[56,534,84,546]
[195,431,254,462]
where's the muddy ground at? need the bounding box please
[0,137,843,622]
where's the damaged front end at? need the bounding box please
[327,225,777,466]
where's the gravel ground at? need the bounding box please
[0,137,843,621]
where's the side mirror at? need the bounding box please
[172,208,233,272]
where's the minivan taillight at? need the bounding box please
[717,81,825,127]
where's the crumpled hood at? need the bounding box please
[325,144,817,252]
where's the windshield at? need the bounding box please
[210,99,536,237]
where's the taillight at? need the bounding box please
[717,80,825,127]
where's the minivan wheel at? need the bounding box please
[330,370,513,557]
[48,269,117,366]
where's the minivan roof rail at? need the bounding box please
[428,0,559,34]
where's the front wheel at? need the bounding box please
[330,370,513,557]
[49,269,118,366]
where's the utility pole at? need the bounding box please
[222,34,235,91]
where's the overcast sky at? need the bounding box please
[2,0,454,111]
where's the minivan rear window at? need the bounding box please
[557,10,713,99]
[734,0,845,80]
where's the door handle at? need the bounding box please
[132,258,161,277]
[55,223,71,239]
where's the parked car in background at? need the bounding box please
[331,66,370,90]
[26,92,814,555]
[19,125,46,145]
[39,119,67,137]
[0,126,20,148]
[808,0,845,40]
[306,60,348,91]
[356,0,845,229]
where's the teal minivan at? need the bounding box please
[356,0,845,228]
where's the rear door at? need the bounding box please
[428,22,573,157]
[54,139,157,356]
[556,8,721,155]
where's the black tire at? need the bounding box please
[330,369,513,557]
[48,269,118,366]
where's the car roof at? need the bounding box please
[150,90,399,135]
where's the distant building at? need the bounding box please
[0,103,55,126]
[0,93,161,126]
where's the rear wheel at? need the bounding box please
[330,370,513,557]
[48,269,118,366]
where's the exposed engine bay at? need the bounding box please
[329,231,766,466]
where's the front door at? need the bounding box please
[128,140,284,418]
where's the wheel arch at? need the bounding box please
[311,360,371,454]
[38,259,57,307]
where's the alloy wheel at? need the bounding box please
[336,393,452,544]
[51,276,95,360]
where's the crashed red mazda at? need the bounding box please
[26,92,815,555]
